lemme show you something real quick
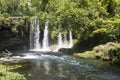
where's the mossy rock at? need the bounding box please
[59,48,72,53]
[101,56,112,61]
[95,52,103,59]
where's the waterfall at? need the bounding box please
[30,18,51,51]
[54,31,73,51]
[58,32,63,48]
[29,17,73,52]
[63,32,68,48]
[69,31,73,48]
[42,21,50,51]
[34,18,41,50]
[30,17,41,51]
[54,32,63,51]
[30,18,33,49]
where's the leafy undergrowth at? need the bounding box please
[0,64,26,80]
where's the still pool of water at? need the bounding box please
[5,51,120,80]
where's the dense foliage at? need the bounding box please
[0,0,119,40]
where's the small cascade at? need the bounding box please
[42,21,50,51]
[54,32,63,51]
[55,31,73,51]
[68,31,73,48]
[30,17,41,51]
[58,32,63,48]
[30,19,33,49]
[63,32,68,48]
[34,18,41,50]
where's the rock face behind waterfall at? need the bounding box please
[0,29,29,52]
[0,17,31,52]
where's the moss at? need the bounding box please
[112,57,120,65]
[74,51,96,59]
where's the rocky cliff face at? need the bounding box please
[0,27,29,52]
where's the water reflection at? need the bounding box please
[9,53,120,80]
[58,64,64,77]
[43,61,50,75]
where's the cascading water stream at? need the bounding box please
[42,21,50,51]
[54,31,73,51]
[34,18,41,50]
[63,32,68,48]
[58,32,63,48]
[54,32,63,51]
[30,19,33,49]
[69,31,73,48]
[30,18,41,51]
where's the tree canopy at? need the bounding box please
[0,0,120,41]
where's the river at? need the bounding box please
[7,51,120,80]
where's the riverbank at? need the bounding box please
[73,42,120,65]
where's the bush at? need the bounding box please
[0,65,26,80]
[3,13,9,18]
[110,45,120,65]
[112,57,120,65]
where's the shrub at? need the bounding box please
[0,65,26,80]
[3,13,9,18]
[112,57,120,65]
[0,71,26,80]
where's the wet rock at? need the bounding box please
[0,50,12,58]
[59,48,72,53]
[0,29,29,52]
